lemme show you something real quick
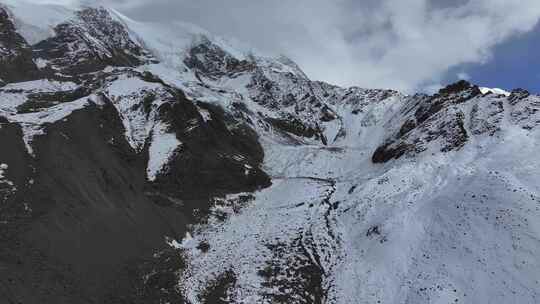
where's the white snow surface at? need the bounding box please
[2,0,78,44]
[0,163,7,179]
[146,122,181,182]
[101,72,185,181]
[0,162,16,198]
[0,79,82,154]
[4,94,101,155]
[176,79,540,303]
[1,4,540,303]
[480,87,511,96]
[103,73,166,150]
[110,8,249,70]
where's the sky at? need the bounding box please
[445,21,540,93]
[23,0,540,94]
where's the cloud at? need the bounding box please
[457,72,471,81]
[107,0,540,93]
[4,0,79,5]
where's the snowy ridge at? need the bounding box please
[0,79,78,113]
[101,71,192,181]
[176,83,540,303]
[103,72,168,151]
[1,0,78,44]
[1,3,540,303]
[0,77,97,155]
[110,8,250,72]
[4,94,102,155]
[480,86,511,96]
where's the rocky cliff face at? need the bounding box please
[33,7,155,77]
[1,3,540,304]
[0,7,38,83]
[0,5,269,303]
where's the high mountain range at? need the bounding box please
[1,2,540,303]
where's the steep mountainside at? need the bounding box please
[1,2,540,304]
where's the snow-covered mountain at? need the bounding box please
[2,2,540,304]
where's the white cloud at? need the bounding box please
[107,1,540,92]
[457,72,471,81]
[7,0,79,5]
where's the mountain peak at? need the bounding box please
[438,79,480,95]
[2,4,540,304]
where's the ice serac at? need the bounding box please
[1,3,540,304]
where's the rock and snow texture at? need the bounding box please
[0,77,96,154]
[2,3,540,304]
[176,83,540,303]
[146,122,181,181]
[1,0,78,44]
[0,162,16,207]
[103,72,169,150]
[0,163,16,199]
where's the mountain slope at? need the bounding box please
[1,3,540,304]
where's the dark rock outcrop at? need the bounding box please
[372,81,478,163]
[0,7,39,84]
[33,7,154,76]
[184,37,255,79]
[144,89,271,217]
[0,77,270,303]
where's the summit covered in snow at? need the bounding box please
[1,2,540,304]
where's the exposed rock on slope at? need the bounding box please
[0,6,269,303]
[372,80,479,163]
[0,6,38,83]
[1,3,540,304]
[33,7,155,76]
